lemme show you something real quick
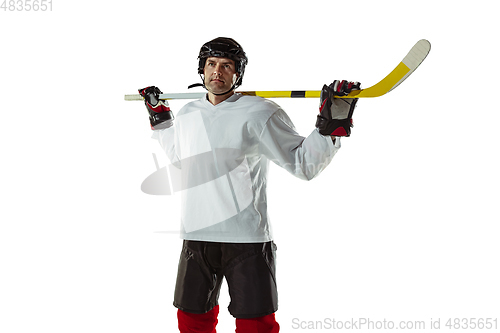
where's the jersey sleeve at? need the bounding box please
[258,108,340,181]
[151,124,180,167]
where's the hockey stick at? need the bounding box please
[124,39,430,101]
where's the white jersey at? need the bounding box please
[153,93,340,243]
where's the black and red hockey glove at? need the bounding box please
[315,80,361,137]
[138,86,174,130]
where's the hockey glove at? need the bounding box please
[315,80,361,137]
[138,86,174,130]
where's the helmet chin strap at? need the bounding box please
[211,83,237,96]
[188,74,239,96]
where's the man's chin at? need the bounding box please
[208,86,233,95]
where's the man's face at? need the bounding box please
[203,57,239,95]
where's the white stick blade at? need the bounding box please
[388,39,431,93]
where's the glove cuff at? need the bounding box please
[316,116,352,137]
[150,110,174,129]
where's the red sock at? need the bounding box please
[177,305,219,333]
[235,313,280,333]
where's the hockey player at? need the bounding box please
[139,37,361,333]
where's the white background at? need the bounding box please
[1,0,499,332]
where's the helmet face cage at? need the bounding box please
[198,37,248,88]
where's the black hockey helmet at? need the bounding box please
[196,37,248,89]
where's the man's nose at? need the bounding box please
[212,63,222,74]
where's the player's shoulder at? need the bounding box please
[236,94,281,114]
[176,98,205,116]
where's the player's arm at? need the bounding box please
[140,86,180,167]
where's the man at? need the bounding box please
[139,37,360,333]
